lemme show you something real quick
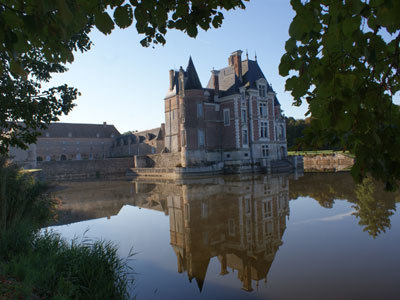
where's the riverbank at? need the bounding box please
[0,160,133,299]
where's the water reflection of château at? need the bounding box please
[132,175,290,292]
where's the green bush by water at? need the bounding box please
[0,158,134,299]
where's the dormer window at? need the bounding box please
[45,132,50,137]
[96,133,100,138]
[259,85,266,98]
[68,132,72,138]
[241,91,245,100]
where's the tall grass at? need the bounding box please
[0,156,55,231]
[0,157,134,299]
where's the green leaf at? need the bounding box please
[114,4,133,28]
[95,12,115,34]
[342,16,360,37]
[279,53,293,76]
[10,59,27,78]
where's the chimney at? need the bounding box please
[228,50,243,79]
[178,66,185,94]
[211,69,220,95]
[169,69,175,90]
[103,122,107,126]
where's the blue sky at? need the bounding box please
[48,0,307,133]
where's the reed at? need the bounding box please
[0,158,134,299]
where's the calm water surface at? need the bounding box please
[48,173,400,300]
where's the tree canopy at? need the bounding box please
[280,0,400,190]
[0,0,248,153]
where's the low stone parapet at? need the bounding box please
[303,153,354,172]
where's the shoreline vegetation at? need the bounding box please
[0,158,134,299]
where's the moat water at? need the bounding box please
[48,173,400,300]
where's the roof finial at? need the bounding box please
[255,51,257,61]
[246,49,249,60]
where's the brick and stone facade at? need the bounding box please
[164,50,287,168]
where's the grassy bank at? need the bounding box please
[0,158,133,299]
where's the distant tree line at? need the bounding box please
[285,117,340,151]
[285,117,310,150]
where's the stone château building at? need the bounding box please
[164,50,287,168]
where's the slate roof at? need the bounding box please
[165,57,203,98]
[185,57,202,90]
[134,127,163,141]
[206,59,275,97]
[39,123,120,139]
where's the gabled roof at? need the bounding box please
[38,123,120,139]
[206,59,275,97]
[184,57,202,90]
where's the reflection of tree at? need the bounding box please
[290,173,399,238]
[289,173,356,208]
[353,178,397,238]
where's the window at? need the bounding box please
[246,218,251,237]
[198,129,205,147]
[201,202,208,218]
[172,110,175,120]
[242,129,248,145]
[181,130,186,147]
[241,90,245,100]
[262,145,269,157]
[263,201,272,218]
[241,108,247,123]
[259,102,267,117]
[228,219,235,236]
[260,121,268,138]
[223,108,230,126]
[279,125,285,139]
[197,103,203,118]
[185,204,190,221]
[265,220,273,236]
[259,85,266,97]
[245,197,250,214]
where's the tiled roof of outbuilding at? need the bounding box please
[39,123,120,139]
[134,127,163,141]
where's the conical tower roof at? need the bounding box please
[184,56,202,90]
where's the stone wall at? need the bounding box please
[303,153,354,172]
[38,157,134,180]
[36,137,114,161]
[134,152,181,168]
